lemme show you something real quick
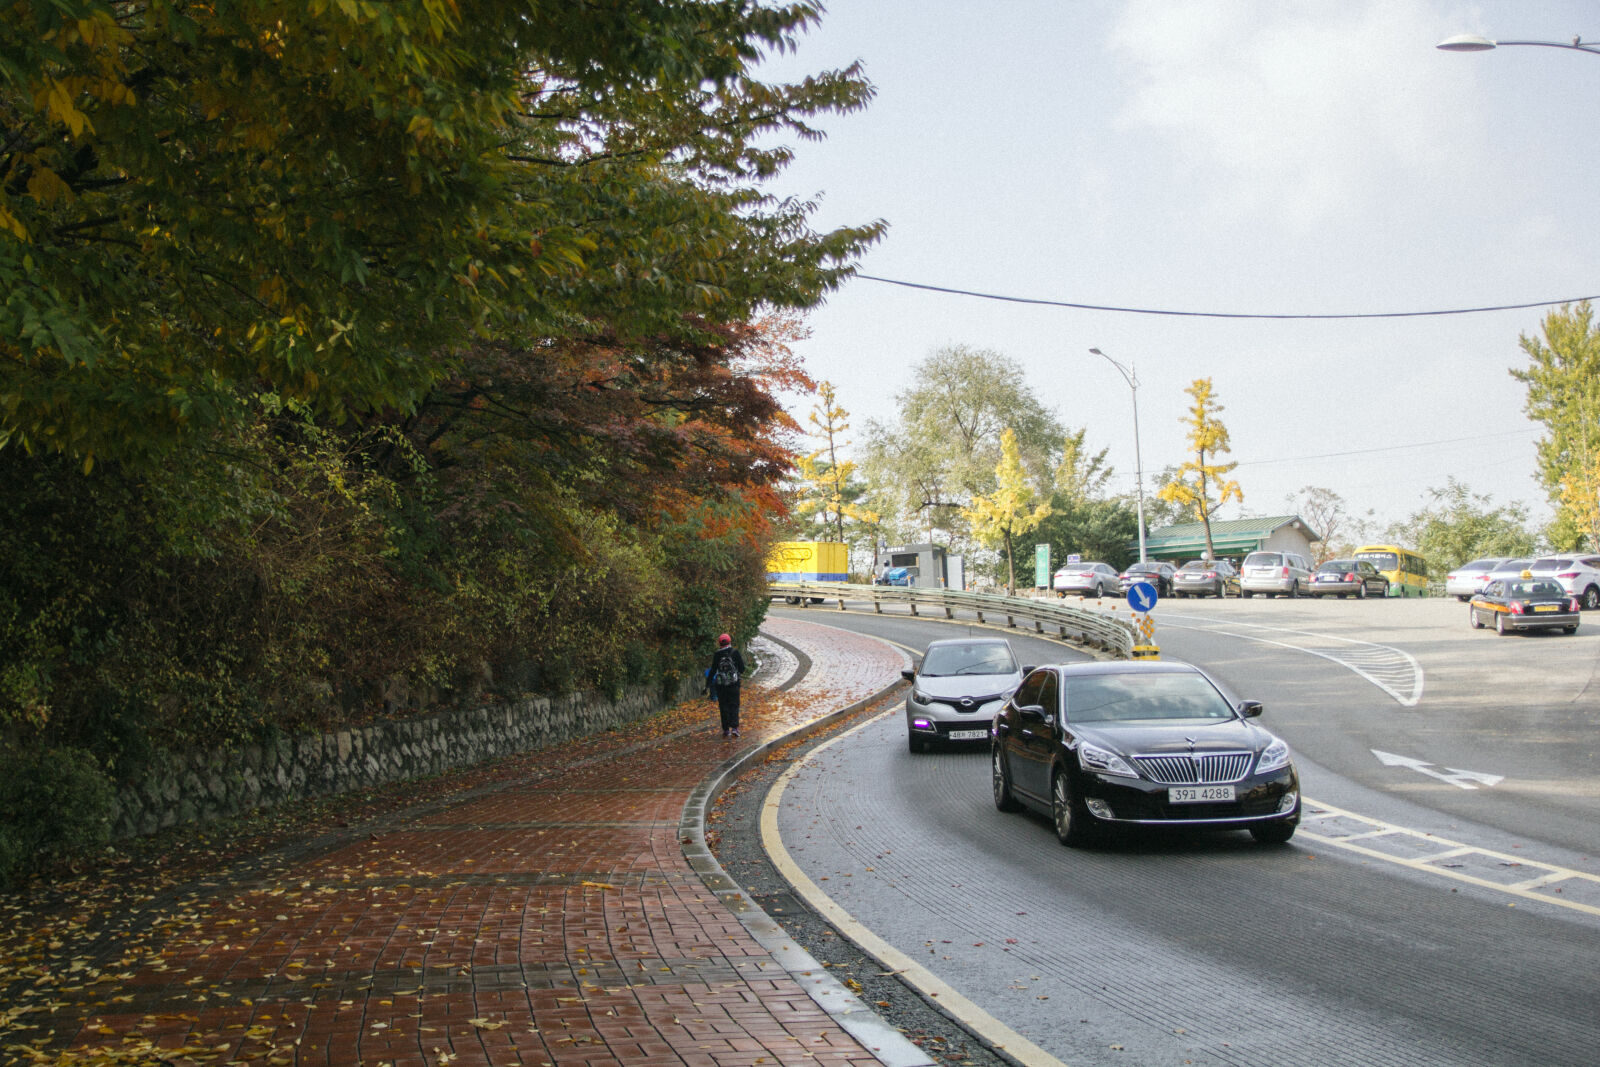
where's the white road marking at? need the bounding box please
[1372,748,1504,789]
[1298,800,1600,918]
[1158,613,1425,706]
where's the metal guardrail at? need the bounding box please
[769,581,1137,659]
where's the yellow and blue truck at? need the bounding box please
[766,541,849,603]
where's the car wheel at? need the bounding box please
[992,748,1022,812]
[1356,581,1367,600]
[1496,612,1509,636]
[1242,589,1253,599]
[1584,585,1600,611]
[1565,625,1579,635]
[1469,605,1483,629]
[1214,581,1223,598]
[1289,581,1300,599]
[1250,819,1297,845]
[908,734,926,754]
[1051,771,1098,847]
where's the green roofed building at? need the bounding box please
[1132,515,1320,563]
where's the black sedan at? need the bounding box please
[1119,561,1176,597]
[1469,577,1580,635]
[991,661,1299,847]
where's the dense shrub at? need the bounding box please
[0,746,115,888]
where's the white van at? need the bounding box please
[1240,550,1315,598]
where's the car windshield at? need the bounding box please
[1062,672,1235,723]
[1507,580,1565,598]
[1244,553,1281,566]
[920,643,1016,677]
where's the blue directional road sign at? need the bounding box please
[1127,581,1159,613]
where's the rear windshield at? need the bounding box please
[1244,552,1282,566]
[921,642,1017,677]
[1459,558,1502,571]
[1507,580,1565,598]
[1530,558,1569,570]
[1318,560,1356,572]
[1178,561,1213,572]
[1063,672,1234,724]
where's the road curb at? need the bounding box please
[679,627,936,1067]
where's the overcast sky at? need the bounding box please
[758,0,1600,536]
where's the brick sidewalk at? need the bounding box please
[6,617,911,1067]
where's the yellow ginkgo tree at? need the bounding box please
[1158,378,1243,561]
[964,427,1051,594]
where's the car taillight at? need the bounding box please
[1572,599,1583,613]
[1510,601,1525,614]
[1344,572,1356,581]
[1281,567,1290,577]
[1557,571,1580,579]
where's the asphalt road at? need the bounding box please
[742,597,1600,1067]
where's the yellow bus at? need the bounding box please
[1352,544,1429,597]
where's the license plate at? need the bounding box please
[1169,785,1235,803]
[947,729,987,741]
[1533,605,1558,613]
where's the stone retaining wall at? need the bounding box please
[110,680,691,840]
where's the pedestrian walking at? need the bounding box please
[708,633,745,738]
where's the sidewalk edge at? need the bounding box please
[679,635,934,1067]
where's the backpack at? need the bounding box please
[713,649,739,688]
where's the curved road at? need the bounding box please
[763,598,1600,1067]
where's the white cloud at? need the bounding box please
[1106,0,1483,231]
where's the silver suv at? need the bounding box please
[1240,550,1314,598]
[1527,554,1600,611]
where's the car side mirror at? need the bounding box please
[901,668,916,682]
[1239,700,1264,718]
[1021,665,1036,675]
[1017,704,1047,721]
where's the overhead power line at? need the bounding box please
[1233,428,1535,468]
[857,274,1600,320]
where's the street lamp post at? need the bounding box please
[1087,347,1147,565]
[1437,33,1600,57]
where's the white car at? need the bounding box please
[1240,550,1314,598]
[902,637,1025,752]
[1527,554,1600,611]
[1444,557,1511,600]
[1052,561,1120,598]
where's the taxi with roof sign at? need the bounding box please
[1467,573,1581,636]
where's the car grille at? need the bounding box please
[1133,752,1253,784]
[929,693,1003,711]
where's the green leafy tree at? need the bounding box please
[1512,302,1600,549]
[862,344,1060,549]
[0,1,884,468]
[1158,378,1243,559]
[1384,478,1537,578]
[963,428,1051,594]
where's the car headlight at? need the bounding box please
[1078,743,1138,779]
[911,688,930,705]
[1256,737,1291,774]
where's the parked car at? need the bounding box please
[1308,558,1389,599]
[1526,554,1600,611]
[1484,558,1535,586]
[1444,557,1512,601]
[1119,561,1177,597]
[990,660,1300,846]
[902,637,1026,752]
[1171,558,1240,598]
[1468,577,1580,636]
[1239,550,1315,598]
[1053,561,1120,598]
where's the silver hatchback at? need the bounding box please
[903,637,1024,753]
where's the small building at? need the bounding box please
[875,543,952,589]
[1132,515,1320,564]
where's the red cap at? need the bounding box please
[718,633,732,646]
